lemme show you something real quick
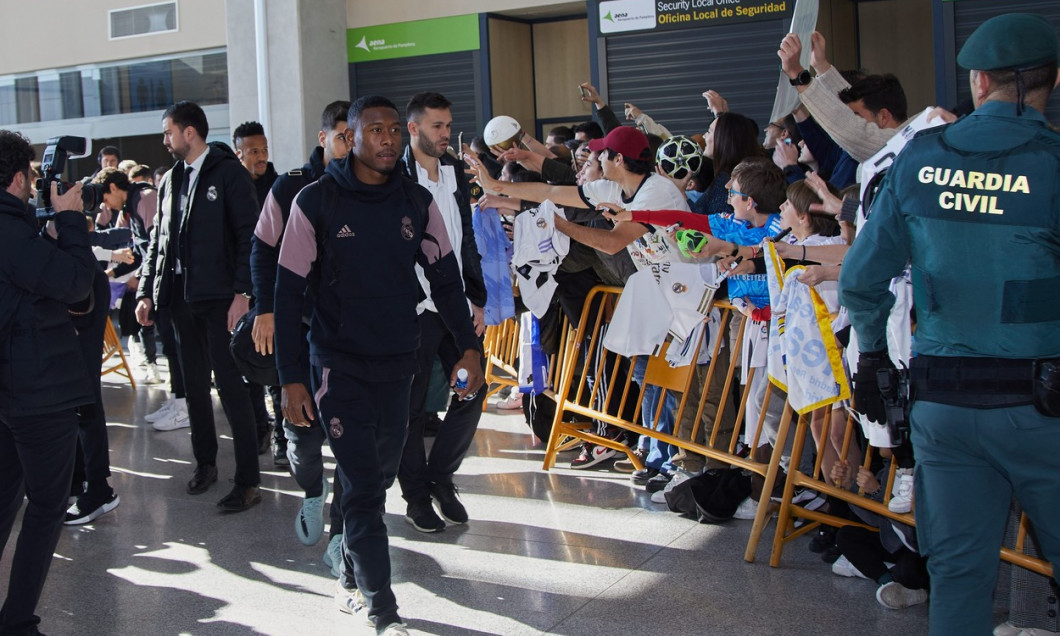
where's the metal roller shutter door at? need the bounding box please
[350,51,483,142]
[603,19,791,138]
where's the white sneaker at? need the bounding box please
[733,496,760,520]
[334,581,371,624]
[1018,629,1060,636]
[496,393,523,410]
[145,398,175,422]
[650,468,692,503]
[380,623,409,636]
[142,363,162,384]
[994,622,1023,636]
[888,468,914,514]
[876,581,928,609]
[831,554,869,579]
[152,408,190,432]
[127,336,146,366]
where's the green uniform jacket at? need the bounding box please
[838,100,1060,358]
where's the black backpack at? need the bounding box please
[664,468,752,523]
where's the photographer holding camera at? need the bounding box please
[0,129,99,636]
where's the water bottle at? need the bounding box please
[454,368,469,392]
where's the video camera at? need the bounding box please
[35,136,105,219]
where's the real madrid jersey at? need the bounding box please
[578,174,691,274]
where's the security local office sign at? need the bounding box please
[348,14,479,63]
[599,0,792,33]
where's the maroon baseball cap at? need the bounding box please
[588,125,651,161]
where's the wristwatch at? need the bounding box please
[788,70,812,87]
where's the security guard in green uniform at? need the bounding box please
[838,13,1060,636]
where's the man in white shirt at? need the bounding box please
[397,92,487,533]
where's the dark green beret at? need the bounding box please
[957,13,1058,71]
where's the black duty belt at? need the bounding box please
[910,355,1035,408]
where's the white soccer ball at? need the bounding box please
[656,135,704,180]
[484,115,523,151]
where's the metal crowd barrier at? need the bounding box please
[769,405,1054,577]
[529,284,1054,577]
[101,319,137,389]
[538,285,789,562]
[482,317,521,409]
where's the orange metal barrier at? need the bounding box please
[482,318,521,409]
[768,393,1053,578]
[540,285,791,562]
[535,284,1053,577]
[101,319,136,389]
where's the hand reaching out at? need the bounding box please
[804,172,842,216]
[702,90,729,116]
[809,31,831,74]
[598,202,631,223]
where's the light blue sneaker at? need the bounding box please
[323,533,343,578]
[295,476,330,546]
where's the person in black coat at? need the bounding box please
[136,101,262,512]
[0,129,98,636]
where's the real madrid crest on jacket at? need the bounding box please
[273,154,479,384]
[138,141,258,307]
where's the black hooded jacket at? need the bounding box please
[251,147,327,312]
[138,142,258,306]
[252,161,279,212]
[0,191,96,416]
[273,156,480,384]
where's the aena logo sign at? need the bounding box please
[599,0,656,33]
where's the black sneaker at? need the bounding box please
[809,527,836,554]
[821,544,842,564]
[631,467,661,486]
[430,482,468,525]
[64,491,120,525]
[405,500,445,533]
[645,472,673,493]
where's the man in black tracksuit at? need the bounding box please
[136,101,262,512]
[251,100,350,558]
[274,96,484,635]
[0,129,98,636]
[233,120,281,456]
[397,92,487,533]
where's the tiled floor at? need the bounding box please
[2,375,930,635]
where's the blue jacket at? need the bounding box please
[0,192,96,416]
